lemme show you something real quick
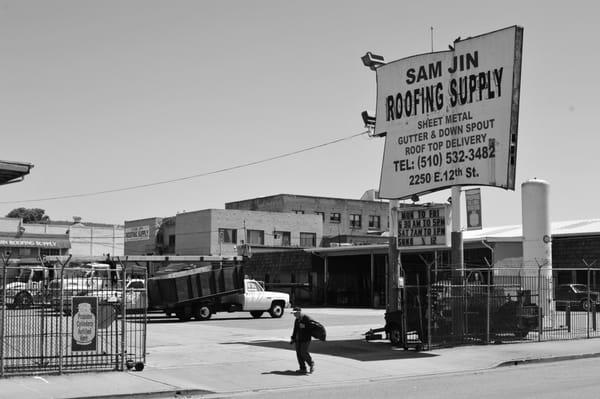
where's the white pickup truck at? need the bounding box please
[220,278,291,319]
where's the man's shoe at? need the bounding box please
[296,369,307,374]
[309,363,314,373]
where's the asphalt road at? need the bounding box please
[235,357,600,399]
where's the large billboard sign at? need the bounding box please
[377,26,523,199]
[397,204,451,249]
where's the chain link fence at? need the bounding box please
[397,266,600,349]
[0,257,147,377]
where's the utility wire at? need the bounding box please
[1,131,370,204]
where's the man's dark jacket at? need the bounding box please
[291,315,313,343]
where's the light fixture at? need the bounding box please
[361,52,386,71]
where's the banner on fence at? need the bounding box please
[72,296,98,352]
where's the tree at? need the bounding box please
[6,208,50,223]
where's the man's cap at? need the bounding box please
[292,306,301,313]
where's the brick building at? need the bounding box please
[124,209,322,256]
[225,193,390,246]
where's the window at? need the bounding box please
[246,281,263,292]
[274,231,291,246]
[293,210,305,214]
[368,215,381,229]
[168,235,176,246]
[246,229,265,245]
[299,232,316,247]
[350,214,362,229]
[218,228,237,243]
[330,213,341,223]
[315,211,325,221]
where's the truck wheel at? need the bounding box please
[269,303,284,318]
[388,325,402,346]
[194,305,212,321]
[14,292,33,309]
[250,311,263,318]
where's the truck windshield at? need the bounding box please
[572,284,588,293]
[17,269,32,282]
[246,281,263,292]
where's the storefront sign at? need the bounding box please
[0,238,67,248]
[377,26,523,199]
[72,296,98,352]
[465,188,482,230]
[125,225,150,242]
[397,204,451,249]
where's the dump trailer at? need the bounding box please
[147,261,290,322]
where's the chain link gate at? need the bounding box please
[0,255,147,377]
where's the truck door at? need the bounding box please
[244,280,265,311]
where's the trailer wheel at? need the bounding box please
[269,303,284,318]
[388,325,403,346]
[194,305,212,321]
[250,311,263,318]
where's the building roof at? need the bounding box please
[463,219,600,242]
[311,219,600,256]
[226,193,388,206]
[0,160,33,186]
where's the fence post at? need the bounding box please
[484,260,491,344]
[426,262,431,350]
[0,252,10,377]
[120,262,127,371]
[57,255,72,375]
[587,264,591,339]
[537,264,542,341]
[566,304,571,333]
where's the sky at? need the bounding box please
[1,0,598,228]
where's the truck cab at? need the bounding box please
[2,265,49,308]
[221,278,290,319]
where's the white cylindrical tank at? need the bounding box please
[522,178,551,272]
[522,178,553,326]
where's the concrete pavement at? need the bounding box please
[2,308,600,399]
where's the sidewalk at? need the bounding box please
[2,336,599,399]
[3,307,600,399]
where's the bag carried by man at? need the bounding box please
[308,319,327,341]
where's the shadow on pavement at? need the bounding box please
[262,370,310,376]
[224,339,438,362]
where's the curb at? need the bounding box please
[69,389,214,399]
[495,352,600,367]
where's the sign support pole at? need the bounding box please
[451,186,464,279]
[388,200,400,312]
[450,186,464,339]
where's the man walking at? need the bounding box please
[290,307,314,374]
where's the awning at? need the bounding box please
[0,236,71,249]
[0,160,34,185]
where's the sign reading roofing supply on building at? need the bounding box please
[72,296,98,352]
[397,204,451,249]
[125,225,150,242]
[377,26,523,199]
[465,188,482,230]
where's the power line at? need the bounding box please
[1,130,370,204]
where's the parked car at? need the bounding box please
[555,284,600,311]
